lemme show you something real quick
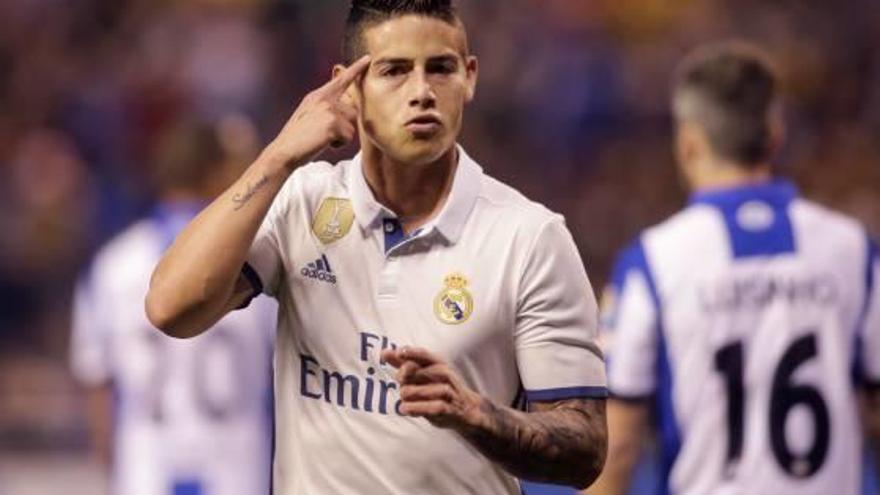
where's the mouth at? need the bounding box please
[405,114,443,135]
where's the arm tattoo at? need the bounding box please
[232,175,269,211]
[460,398,607,489]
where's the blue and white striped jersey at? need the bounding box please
[71,203,276,495]
[603,179,880,495]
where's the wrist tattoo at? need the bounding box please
[232,175,269,211]
[461,398,607,489]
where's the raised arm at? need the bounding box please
[145,56,371,338]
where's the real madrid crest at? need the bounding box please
[434,272,474,325]
[312,197,355,245]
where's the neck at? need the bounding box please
[689,159,773,192]
[361,144,458,232]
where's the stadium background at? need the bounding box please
[0,0,878,493]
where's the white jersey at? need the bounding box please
[244,147,606,495]
[603,180,880,495]
[71,204,276,495]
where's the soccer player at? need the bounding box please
[588,42,880,495]
[72,118,276,495]
[145,0,609,493]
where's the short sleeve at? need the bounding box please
[245,176,296,299]
[603,240,660,399]
[514,217,607,402]
[856,236,880,386]
[70,275,112,386]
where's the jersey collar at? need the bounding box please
[689,178,798,207]
[348,145,483,245]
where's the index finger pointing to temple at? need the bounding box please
[327,55,372,96]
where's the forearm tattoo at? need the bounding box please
[232,174,269,211]
[461,398,607,489]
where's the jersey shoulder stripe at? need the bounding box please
[690,179,796,259]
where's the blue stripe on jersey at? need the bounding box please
[690,179,797,259]
[172,480,203,495]
[383,218,406,253]
[603,242,649,376]
[610,241,645,292]
[382,218,428,254]
[520,481,577,494]
[655,322,679,495]
[626,240,681,495]
[524,386,608,402]
[853,234,879,387]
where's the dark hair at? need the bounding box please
[672,41,779,166]
[343,0,459,63]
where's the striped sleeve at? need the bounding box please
[603,239,661,400]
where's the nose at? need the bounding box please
[408,70,436,109]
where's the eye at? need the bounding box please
[381,65,408,77]
[427,59,458,74]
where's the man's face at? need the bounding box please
[354,15,477,165]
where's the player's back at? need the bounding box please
[72,205,276,495]
[606,180,875,495]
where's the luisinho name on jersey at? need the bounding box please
[602,180,880,495]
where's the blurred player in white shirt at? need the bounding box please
[71,118,276,495]
[144,1,609,493]
[588,42,880,495]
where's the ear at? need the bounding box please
[464,55,478,102]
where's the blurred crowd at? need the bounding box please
[0,0,879,469]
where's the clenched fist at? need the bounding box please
[266,55,371,170]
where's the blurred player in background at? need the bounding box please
[145,0,608,493]
[588,42,880,495]
[71,117,276,495]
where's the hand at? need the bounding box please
[381,346,487,431]
[266,55,371,170]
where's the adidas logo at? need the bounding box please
[300,254,337,284]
